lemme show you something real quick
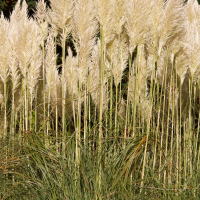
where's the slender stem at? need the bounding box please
[42,39,47,146]
[4,82,7,139]
[123,57,131,149]
[11,79,15,185]
[55,36,58,153]
[84,85,87,146]
[110,62,113,135]
[98,25,104,196]
[140,46,154,191]
[62,30,66,157]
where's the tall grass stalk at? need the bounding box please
[54,36,58,152]
[61,30,66,157]
[123,56,132,149]
[98,26,104,195]
[188,73,194,192]
[0,13,9,140]
[8,28,21,184]
[140,47,154,191]
[110,62,113,138]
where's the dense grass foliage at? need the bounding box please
[0,0,200,199]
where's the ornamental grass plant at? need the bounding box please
[1,0,200,199]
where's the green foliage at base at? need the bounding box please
[0,129,199,199]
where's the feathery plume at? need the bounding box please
[129,45,149,116]
[34,0,47,23]
[125,0,152,53]
[164,0,186,60]
[46,7,58,38]
[0,12,10,138]
[146,0,186,82]
[34,0,48,42]
[7,20,21,108]
[28,22,42,99]
[186,0,200,24]
[94,0,115,45]
[48,0,73,39]
[175,51,190,85]
[72,0,97,56]
[107,32,129,86]
[45,34,65,117]
[65,47,79,103]
[113,0,127,37]
[16,1,33,78]
[89,39,109,111]
[88,40,101,108]
[185,0,200,79]
[72,0,98,94]
[10,0,21,24]
[0,12,10,84]
[147,0,186,54]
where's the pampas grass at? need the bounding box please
[1,0,200,199]
[0,12,10,139]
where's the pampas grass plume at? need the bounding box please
[48,0,73,38]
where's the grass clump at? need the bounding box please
[0,0,200,199]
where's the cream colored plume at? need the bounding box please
[107,32,129,86]
[185,0,200,80]
[113,0,127,37]
[72,0,97,42]
[28,22,42,98]
[89,39,109,111]
[125,0,152,53]
[175,51,190,85]
[0,12,10,137]
[45,34,63,116]
[48,0,73,39]
[7,18,22,110]
[166,0,186,60]
[65,47,79,102]
[146,0,186,82]
[88,40,101,108]
[186,0,200,24]
[94,0,115,45]
[151,0,185,56]
[46,8,58,38]
[72,0,98,86]
[0,12,10,85]
[129,45,149,116]
[45,34,57,88]
[10,0,21,24]
[16,1,34,79]
[34,0,49,42]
